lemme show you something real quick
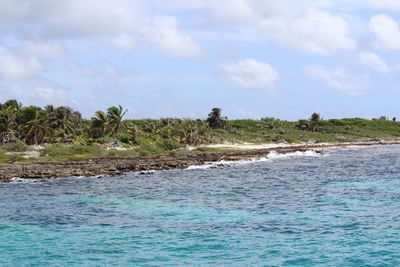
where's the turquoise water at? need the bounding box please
[1,146,400,266]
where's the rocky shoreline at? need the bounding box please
[1,141,400,183]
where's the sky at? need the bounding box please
[1,0,400,120]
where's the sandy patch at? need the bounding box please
[5,150,41,159]
[188,142,307,151]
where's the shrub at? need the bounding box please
[0,154,25,163]
[2,140,30,152]
[283,136,296,144]
[326,119,346,126]
[136,137,162,155]
[156,139,183,151]
[70,145,101,154]
[116,132,134,144]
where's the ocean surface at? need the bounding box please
[1,145,400,266]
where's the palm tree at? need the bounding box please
[90,110,109,138]
[207,108,227,129]
[2,100,21,110]
[0,107,17,132]
[310,113,321,132]
[52,106,76,141]
[107,105,127,137]
[23,110,53,144]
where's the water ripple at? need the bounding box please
[1,146,400,265]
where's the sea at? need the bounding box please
[1,145,400,266]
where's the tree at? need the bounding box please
[52,106,76,141]
[2,100,22,110]
[296,113,322,132]
[207,108,227,129]
[90,111,109,138]
[310,113,320,124]
[296,119,311,131]
[17,105,40,125]
[0,107,17,132]
[107,105,127,137]
[23,110,53,144]
[310,113,321,131]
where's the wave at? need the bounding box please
[10,177,49,184]
[186,150,321,170]
[267,150,320,159]
[9,174,106,184]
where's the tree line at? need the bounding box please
[2,99,396,147]
[0,100,227,145]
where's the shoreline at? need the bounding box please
[2,140,400,183]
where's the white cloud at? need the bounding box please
[0,42,64,80]
[34,86,67,102]
[0,1,202,58]
[0,0,360,57]
[68,61,125,78]
[258,11,356,54]
[358,52,390,72]
[219,59,278,91]
[24,41,64,59]
[368,0,400,9]
[4,85,70,105]
[163,0,326,25]
[305,65,371,96]
[142,15,202,58]
[0,0,30,23]
[109,34,136,50]
[0,0,143,37]
[0,45,43,79]
[68,61,97,77]
[159,1,359,55]
[369,14,400,51]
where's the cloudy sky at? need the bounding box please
[1,0,400,120]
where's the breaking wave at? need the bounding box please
[186,150,321,170]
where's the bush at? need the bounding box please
[107,149,118,157]
[2,140,30,152]
[40,144,69,157]
[116,132,134,144]
[156,139,183,151]
[0,153,25,163]
[70,145,101,154]
[326,119,346,126]
[283,136,296,144]
[136,138,162,155]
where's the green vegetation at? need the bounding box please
[2,140,30,152]
[207,108,227,129]
[0,100,399,163]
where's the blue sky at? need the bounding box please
[1,0,400,120]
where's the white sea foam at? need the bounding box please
[10,177,47,183]
[267,150,320,159]
[186,150,321,170]
[9,174,106,183]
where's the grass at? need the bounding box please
[210,118,400,144]
[40,144,103,158]
[0,153,26,163]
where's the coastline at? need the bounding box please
[2,140,400,183]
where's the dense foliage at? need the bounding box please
[1,99,400,154]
